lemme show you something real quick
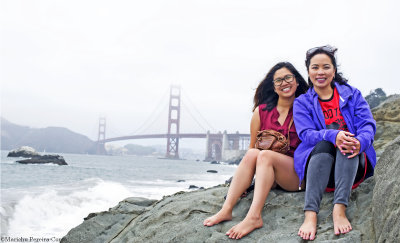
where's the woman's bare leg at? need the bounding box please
[226,150,300,239]
[203,149,260,226]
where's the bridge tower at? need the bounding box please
[166,85,181,159]
[205,131,223,161]
[97,117,107,155]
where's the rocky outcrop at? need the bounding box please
[62,180,376,242]
[372,136,400,242]
[16,154,68,166]
[7,146,39,158]
[7,146,68,165]
[62,134,400,242]
[372,95,400,156]
[61,197,157,243]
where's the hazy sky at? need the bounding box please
[1,0,400,148]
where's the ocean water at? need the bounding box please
[0,151,236,240]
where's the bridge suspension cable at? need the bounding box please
[181,90,217,133]
[128,87,170,135]
[180,101,208,133]
[134,102,168,135]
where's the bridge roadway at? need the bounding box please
[102,133,250,143]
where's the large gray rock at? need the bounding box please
[61,135,400,243]
[16,154,68,165]
[372,95,400,156]
[372,136,400,242]
[60,197,157,243]
[62,181,376,242]
[7,146,39,158]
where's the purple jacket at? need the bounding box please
[293,82,377,187]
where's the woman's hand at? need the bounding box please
[335,131,360,158]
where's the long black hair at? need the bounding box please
[305,45,348,88]
[253,62,308,112]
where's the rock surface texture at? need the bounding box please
[371,136,400,242]
[16,154,68,165]
[8,146,68,165]
[7,146,39,157]
[61,135,400,242]
[372,95,400,156]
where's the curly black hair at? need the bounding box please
[253,62,308,111]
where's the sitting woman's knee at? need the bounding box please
[256,150,275,166]
[240,148,260,166]
[245,148,260,160]
[310,141,335,157]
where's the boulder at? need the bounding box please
[60,140,400,242]
[16,155,68,165]
[62,178,376,242]
[372,136,400,242]
[60,197,156,243]
[7,146,39,158]
[206,170,218,173]
[372,95,400,156]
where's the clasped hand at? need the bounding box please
[335,131,360,159]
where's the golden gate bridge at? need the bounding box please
[95,86,250,161]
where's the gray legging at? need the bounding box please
[304,140,359,213]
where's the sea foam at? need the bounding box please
[5,179,132,239]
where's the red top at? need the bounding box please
[318,87,349,131]
[258,104,301,157]
[318,87,366,192]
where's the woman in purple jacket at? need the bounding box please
[294,45,376,240]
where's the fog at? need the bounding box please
[1,0,399,149]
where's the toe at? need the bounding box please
[310,231,316,241]
[231,231,238,239]
[334,226,340,235]
[228,229,235,238]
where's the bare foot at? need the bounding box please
[333,204,352,235]
[225,215,263,239]
[203,208,232,226]
[298,211,317,241]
